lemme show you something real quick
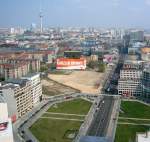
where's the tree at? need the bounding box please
[98,62,105,73]
[40,66,48,72]
[87,61,99,69]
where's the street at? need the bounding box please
[86,96,114,137]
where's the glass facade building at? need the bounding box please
[142,69,150,99]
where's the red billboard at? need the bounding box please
[56,58,86,70]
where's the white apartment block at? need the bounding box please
[0,79,33,120]
[120,70,142,79]
[0,74,42,121]
[22,73,42,107]
[118,79,142,97]
[118,67,143,97]
[0,98,14,142]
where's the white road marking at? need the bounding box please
[44,112,86,117]
[40,116,84,122]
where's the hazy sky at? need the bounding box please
[1,0,150,28]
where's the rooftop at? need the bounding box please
[137,131,150,142]
[79,136,111,142]
[23,72,39,78]
[6,79,29,87]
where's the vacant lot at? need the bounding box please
[30,99,92,142]
[48,71,103,94]
[115,101,150,142]
[41,78,80,96]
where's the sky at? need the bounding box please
[0,0,150,28]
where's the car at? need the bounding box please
[21,130,25,134]
[113,118,117,121]
[26,140,32,142]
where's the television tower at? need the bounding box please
[39,11,43,33]
[39,0,43,33]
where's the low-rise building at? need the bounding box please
[136,131,150,142]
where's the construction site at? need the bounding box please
[48,71,104,94]
[41,77,80,96]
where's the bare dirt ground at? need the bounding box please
[41,78,80,96]
[48,71,103,94]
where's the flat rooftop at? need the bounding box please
[80,136,111,142]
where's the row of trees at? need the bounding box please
[87,61,106,73]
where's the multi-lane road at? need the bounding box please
[86,96,114,137]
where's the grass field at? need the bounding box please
[30,99,92,142]
[115,101,150,142]
[30,119,82,142]
[115,124,149,142]
[120,101,150,119]
[42,113,85,120]
[118,118,150,124]
[47,99,91,114]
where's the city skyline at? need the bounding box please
[0,0,150,28]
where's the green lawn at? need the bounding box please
[115,124,149,142]
[115,101,150,142]
[30,99,92,142]
[118,119,150,124]
[47,99,92,115]
[42,113,85,120]
[30,119,82,142]
[120,101,150,119]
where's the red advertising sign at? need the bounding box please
[56,58,86,70]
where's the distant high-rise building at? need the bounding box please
[130,30,144,42]
[30,23,37,32]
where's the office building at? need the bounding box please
[118,61,143,97]
[118,79,142,97]
[120,70,142,80]
[142,68,150,99]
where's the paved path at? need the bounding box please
[119,117,150,121]
[118,122,150,126]
[44,112,86,117]
[40,116,84,122]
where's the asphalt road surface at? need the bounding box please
[86,96,114,137]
